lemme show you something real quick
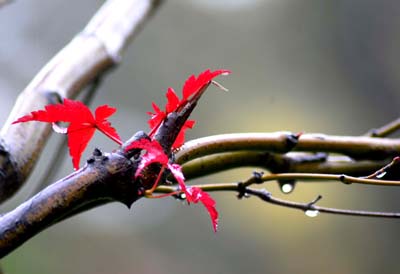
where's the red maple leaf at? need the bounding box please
[185,187,219,232]
[125,138,219,231]
[181,69,230,103]
[13,98,122,170]
[148,69,230,149]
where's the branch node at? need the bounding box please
[340,174,352,185]
[252,171,264,184]
[306,195,323,209]
[88,148,106,164]
[237,182,247,199]
[369,129,379,137]
[285,132,301,152]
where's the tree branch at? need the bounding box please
[0,83,205,257]
[0,0,163,203]
[155,172,400,218]
[0,145,141,258]
[27,76,103,198]
[366,117,400,137]
[245,188,400,218]
[175,132,400,164]
[181,151,389,180]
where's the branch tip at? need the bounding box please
[307,195,323,209]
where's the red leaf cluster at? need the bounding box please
[132,69,229,231]
[13,69,229,232]
[13,98,122,170]
[148,69,230,149]
[125,138,219,232]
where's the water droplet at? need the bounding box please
[281,183,294,193]
[52,123,67,134]
[279,180,296,194]
[376,171,387,179]
[305,210,319,218]
[179,193,186,200]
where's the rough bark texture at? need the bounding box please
[0,148,140,258]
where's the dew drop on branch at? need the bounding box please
[376,171,387,179]
[281,183,294,194]
[305,210,319,218]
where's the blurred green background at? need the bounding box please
[1,0,400,273]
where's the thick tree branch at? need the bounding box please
[175,132,400,164]
[0,144,141,258]
[0,83,205,257]
[0,0,163,203]
[181,151,389,180]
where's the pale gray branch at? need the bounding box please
[0,0,163,203]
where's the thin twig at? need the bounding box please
[366,117,400,137]
[156,170,400,195]
[243,172,400,187]
[362,156,400,180]
[155,179,400,218]
[245,188,400,218]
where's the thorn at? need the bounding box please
[294,131,303,139]
[285,133,300,152]
[86,157,95,164]
[137,187,145,196]
[93,148,102,157]
[101,155,109,163]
